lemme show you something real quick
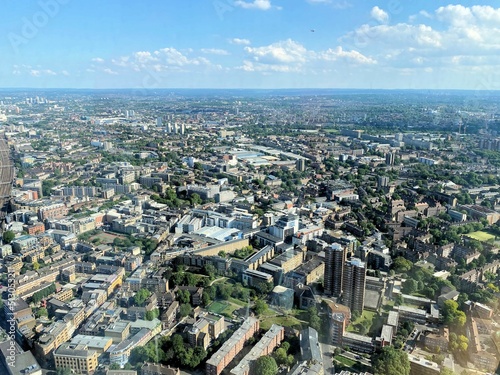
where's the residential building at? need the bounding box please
[141,363,180,375]
[229,324,284,375]
[53,343,99,375]
[324,244,345,296]
[423,328,449,353]
[408,355,440,375]
[187,314,225,349]
[342,258,366,313]
[205,317,259,375]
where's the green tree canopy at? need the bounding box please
[2,230,15,244]
[253,355,278,375]
[373,346,410,375]
[179,303,192,318]
[393,257,413,273]
[254,300,268,315]
[134,288,151,307]
[442,300,466,328]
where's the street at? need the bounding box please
[320,342,335,374]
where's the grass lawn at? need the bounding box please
[228,297,247,307]
[290,309,310,321]
[334,355,356,367]
[381,299,395,312]
[207,300,241,318]
[221,303,241,317]
[207,301,229,315]
[466,231,495,242]
[260,316,302,331]
[89,232,124,244]
[346,310,377,333]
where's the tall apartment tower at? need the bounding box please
[324,244,346,296]
[385,152,395,166]
[0,138,13,219]
[342,258,366,313]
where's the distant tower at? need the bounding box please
[296,158,306,172]
[156,117,162,127]
[342,258,366,313]
[385,152,394,166]
[377,176,389,189]
[0,138,13,220]
[324,244,346,296]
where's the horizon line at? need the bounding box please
[0,87,499,92]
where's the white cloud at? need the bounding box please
[238,60,302,72]
[61,70,70,76]
[103,68,118,75]
[337,3,500,79]
[201,48,230,55]
[91,57,104,63]
[234,0,272,10]
[98,47,215,76]
[370,6,388,24]
[244,39,309,64]
[318,46,376,64]
[28,69,57,77]
[240,39,375,73]
[133,51,158,64]
[111,56,129,67]
[230,38,251,45]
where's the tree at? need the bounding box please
[177,289,191,304]
[134,288,151,307]
[145,309,159,321]
[274,347,294,367]
[35,307,48,318]
[202,292,212,306]
[179,303,192,318]
[2,230,15,244]
[217,283,232,299]
[203,264,216,280]
[253,355,278,375]
[308,306,321,332]
[449,333,468,353]
[254,300,268,315]
[33,261,40,271]
[190,193,202,206]
[373,346,410,375]
[281,341,291,352]
[442,300,466,328]
[402,279,418,295]
[129,346,149,365]
[109,363,121,370]
[393,257,413,273]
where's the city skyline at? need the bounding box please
[2,1,500,90]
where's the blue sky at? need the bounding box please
[2,0,500,89]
